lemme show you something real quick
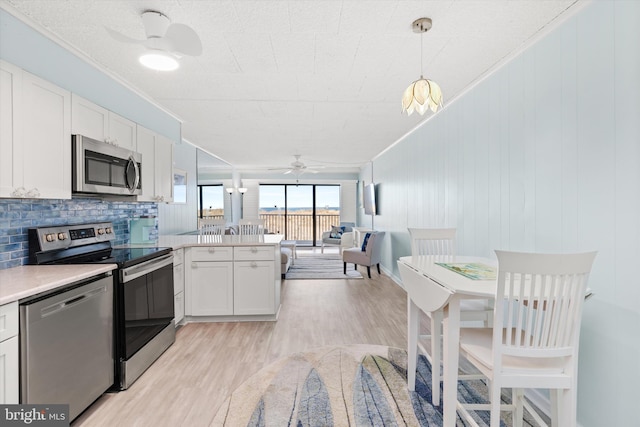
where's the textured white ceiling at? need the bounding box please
[5,0,580,174]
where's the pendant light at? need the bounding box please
[401,18,443,116]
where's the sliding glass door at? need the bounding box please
[197,185,224,219]
[259,184,340,244]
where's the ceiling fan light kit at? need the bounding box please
[402,17,443,116]
[107,10,202,72]
[139,51,179,71]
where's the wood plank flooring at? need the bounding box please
[73,256,408,426]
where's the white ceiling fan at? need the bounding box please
[106,10,202,70]
[269,155,325,178]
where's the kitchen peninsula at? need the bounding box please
[152,234,283,323]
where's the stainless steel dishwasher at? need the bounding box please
[20,272,114,422]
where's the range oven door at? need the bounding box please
[118,254,174,360]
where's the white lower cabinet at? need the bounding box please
[185,245,279,319]
[0,302,19,404]
[174,292,184,326]
[173,249,185,326]
[234,261,275,315]
[189,261,234,315]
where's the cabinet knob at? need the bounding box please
[208,248,216,253]
[251,262,258,268]
[192,262,198,268]
[250,247,258,253]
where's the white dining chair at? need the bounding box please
[455,250,597,427]
[198,218,226,236]
[407,227,492,405]
[238,218,265,235]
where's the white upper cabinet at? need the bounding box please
[71,94,136,151]
[137,125,174,203]
[0,61,71,199]
[108,112,137,151]
[0,61,22,198]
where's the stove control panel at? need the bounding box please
[30,222,116,252]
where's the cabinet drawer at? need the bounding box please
[189,246,233,261]
[172,249,184,266]
[234,246,273,261]
[0,302,18,342]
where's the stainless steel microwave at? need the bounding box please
[72,135,142,196]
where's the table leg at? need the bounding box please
[407,297,419,391]
[442,297,461,427]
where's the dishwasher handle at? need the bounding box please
[40,285,108,318]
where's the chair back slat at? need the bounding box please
[408,228,456,258]
[198,218,226,236]
[494,250,596,361]
[239,219,265,235]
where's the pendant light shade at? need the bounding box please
[401,18,443,116]
[402,76,443,115]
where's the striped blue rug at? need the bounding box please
[212,345,538,427]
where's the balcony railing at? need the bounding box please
[260,213,340,242]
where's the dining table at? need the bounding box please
[397,255,498,427]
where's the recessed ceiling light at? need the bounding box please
[139,51,179,71]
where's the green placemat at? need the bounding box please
[435,262,496,280]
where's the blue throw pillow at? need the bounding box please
[361,232,372,251]
[330,225,343,238]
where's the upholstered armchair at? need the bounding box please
[342,231,385,278]
[321,222,355,253]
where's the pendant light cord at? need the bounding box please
[420,30,424,78]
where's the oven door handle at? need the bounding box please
[121,254,173,283]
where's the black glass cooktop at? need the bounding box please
[108,247,172,268]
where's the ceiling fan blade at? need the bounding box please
[105,27,147,45]
[165,23,202,56]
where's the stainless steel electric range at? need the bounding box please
[28,221,175,391]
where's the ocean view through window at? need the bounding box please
[259,184,340,244]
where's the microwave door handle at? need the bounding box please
[127,155,140,193]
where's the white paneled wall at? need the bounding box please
[240,179,261,219]
[339,181,357,223]
[366,2,639,426]
[157,142,198,235]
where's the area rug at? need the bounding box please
[285,254,363,280]
[213,344,545,427]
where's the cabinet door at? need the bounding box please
[136,125,157,201]
[109,112,136,151]
[71,94,108,141]
[0,61,21,198]
[21,72,71,199]
[0,336,19,404]
[234,261,275,315]
[174,262,184,294]
[174,292,184,326]
[189,261,233,315]
[154,134,174,203]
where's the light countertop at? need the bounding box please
[0,234,283,306]
[0,264,117,305]
[125,234,284,250]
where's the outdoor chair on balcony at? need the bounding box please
[321,222,355,253]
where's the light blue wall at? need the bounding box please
[364,1,639,426]
[0,7,180,141]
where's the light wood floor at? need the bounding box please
[73,261,408,426]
